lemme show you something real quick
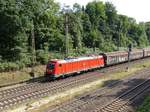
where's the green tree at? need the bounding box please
[72,3,83,53]
[145,22,150,43]
[0,0,29,63]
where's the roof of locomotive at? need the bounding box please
[49,55,103,64]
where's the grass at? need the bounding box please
[0,65,45,87]
[137,95,150,112]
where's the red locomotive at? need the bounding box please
[46,55,104,79]
[46,48,150,79]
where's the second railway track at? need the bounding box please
[96,78,150,112]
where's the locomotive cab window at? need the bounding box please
[48,63,54,70]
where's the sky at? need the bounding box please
[55,0,150,23]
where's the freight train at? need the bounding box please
[45,48,150,79]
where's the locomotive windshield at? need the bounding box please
[48,63,54,70]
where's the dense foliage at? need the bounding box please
[137,95,150,112]
[0,0,150,71]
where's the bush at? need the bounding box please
[137,95,150,112]
[36,50,49,64]
[0,55,2,62]
[0,62,20,72]
[49,51,65,59]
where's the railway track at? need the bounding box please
[0,71,103,110]
[0,57,150,111]
[47,68,150,112]
[96,78,150,112]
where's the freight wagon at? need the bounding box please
[101,51,128,66]
[144,48,150,57]
[102,49,145,66]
